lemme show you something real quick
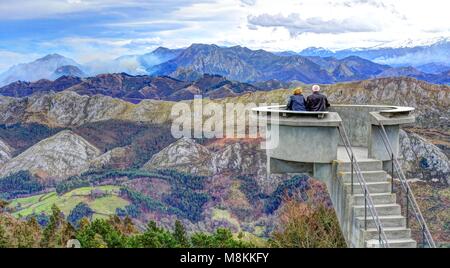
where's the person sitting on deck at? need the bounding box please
[306,85,330,112]
[286,88,306,111]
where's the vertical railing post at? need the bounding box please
[351,154,354,195]
[378,227,381,246]
[364,188,367,230]
[406,188,410,228]
[391,153,394,194]
[422,225,426,248]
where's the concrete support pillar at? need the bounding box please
[313,163,333,189]
[368,124,399,161]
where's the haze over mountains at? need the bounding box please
[298,37,450,73]
[0,54,83,87]
[1,38,449,90]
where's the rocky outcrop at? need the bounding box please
[399,130,450,185]
[0,139,13,165]
[0,130,101,179]
[211,142,266,178]
[0,91,174,127]
[143,138,213,176]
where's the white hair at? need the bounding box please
[312,85,320,92]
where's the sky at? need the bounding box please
[0,0,450,71]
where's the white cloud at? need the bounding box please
[0,0,216,19]
[240,0,256,6]
[1,0,450,67]
[248,13,380,35]
[37,37,163,63]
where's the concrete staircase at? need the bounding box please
[332,159,417,248]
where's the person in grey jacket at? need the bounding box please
[286,88,306,111]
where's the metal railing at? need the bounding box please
[377,123,436,248]
[337,123,390,248]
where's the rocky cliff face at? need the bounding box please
[143,138,213,176]
[142,138,284,194]
[0,130,101,179]
[211,141,266,178]
[0,139,12,165]
[399,130,450,185]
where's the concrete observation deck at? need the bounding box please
[253,104,417,248]
[252,104,415,178]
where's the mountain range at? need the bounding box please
[1,40,450,88]
[0,73,261,102]
[0,76,448,243]
[298,37,450,73]
[149,44,450,84]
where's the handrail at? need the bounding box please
[377,123,436,248]
[337,123,390,248]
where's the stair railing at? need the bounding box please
[338,123,390,248]
[377,122,436,248]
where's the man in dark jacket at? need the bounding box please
[286,88,306,111]
[306,85,330,111]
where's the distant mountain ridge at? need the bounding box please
[149,44,392,83]
[0,73,261,101]
[298,37,450,73]
[1,41,449,87]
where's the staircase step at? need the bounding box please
[345,181,391,194]
[355,215,406,229]
[363,227,412,240]
[352,193,396,205]
[353,204,401,217]
[339,170,389,183]
[336,159,382,172]
[366,239,417,248]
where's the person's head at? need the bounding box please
[312,85,321,92]
[293,88,303,95]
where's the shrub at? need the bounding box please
[270,199,346,248]
[68,203,94,228]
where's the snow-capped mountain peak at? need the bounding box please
[373,36,450,49]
